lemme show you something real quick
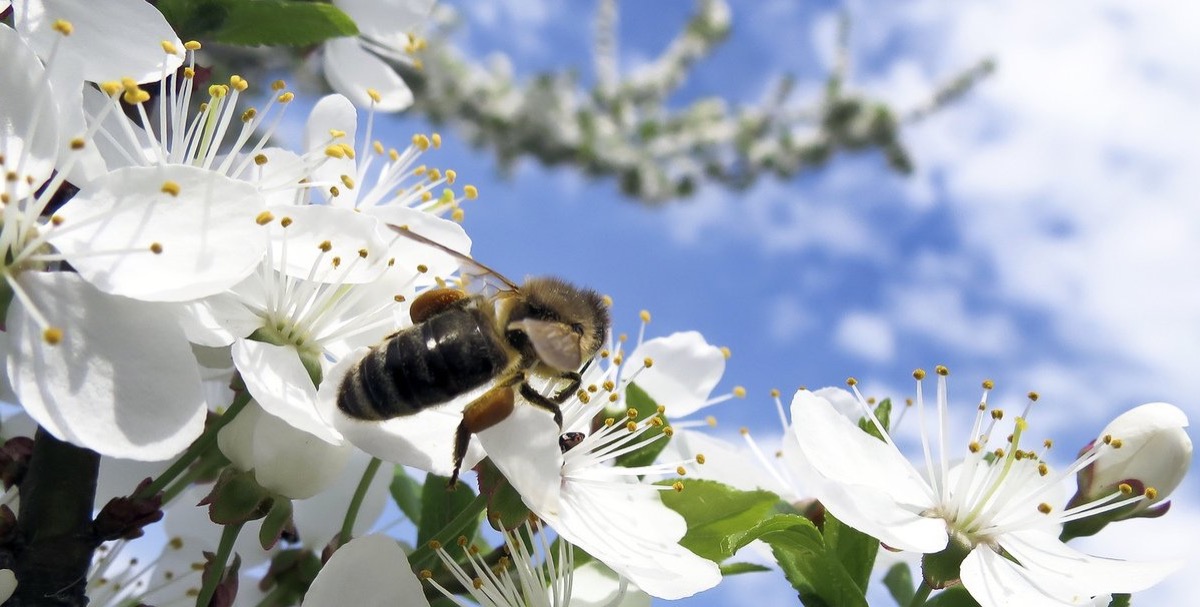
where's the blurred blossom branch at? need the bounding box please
[395,0,994,202]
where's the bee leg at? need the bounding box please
[448,383,516,489]
[519,382,564,428]
[549,371,582,403]
[409,287,469,324]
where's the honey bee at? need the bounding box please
[337,226,610,485]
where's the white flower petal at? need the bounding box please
[216,398,261,472]
[48,165,268,302]
[292,450,391,550]
[627,331,724,418]
[787,389,946,552]
[477,405,565,515]
[0,569,14,604]
[334,0,434,40]
[962,544,1109,607]
[571,561,652,607]
[305,534,429,607]
[231,340,342,445]
[812,386,863,420]
[656,428,789,497]
[163,486,273,569]
[238,147,311,206]
[367,206,471,282]
[305,94,358,205]
[177,293,262,348]
[0,332,17,405]
[1089,402,1191,504]
[6,272,205,460]
[95,455,171,508]
[252,407,352,499]
[0,25,57,198]
[267,204,389,284]
[315,348,483,475]
[1001,530,1179,596]
[15,0,183,83]
[322,37,413,112]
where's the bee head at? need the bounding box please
[504,277,610,372]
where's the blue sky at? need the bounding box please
[370,1,1200,604]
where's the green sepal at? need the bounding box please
[921,531,972,590]
[1107,594,1131,607]
[923,585,979,607]
[214,0,358,47]
[417,474,481,546]
[259,548,321,605]
[882,561,916,606]
[389,467,423,527]
[475,458,531,531]
[614,383,671,468]
[203,467,274,525]
[259,497,294,550]
[657,479,779,562]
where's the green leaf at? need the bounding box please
[1107,594,1131,607]
[156,0,233,41]
[417,474,479,547]
[614,383,671,468]
[734,514,867,607]
[923,585,980,607]
[258,498,293,551]
[858,397,893,441]
[389,467,423,527]
[882,562,915,606]
[658,479,780,562]
[213,0,358,47]
[824,513,878,592]
[719,562,772,576]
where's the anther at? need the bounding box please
[464,185,479,199]
[318,240,333,253]
[1146,487,1158,499]
[608,393,619,403]
[70,138,86,150]
[770,388,780,398]
[1118,483,1132,495]
[935,365,949,376]
[184,41,202,51]
[271,79,286,91]
[329,186,340,197]
[662,427,674,437]
[277,92,295,103]
[50,215,64,226]
[367,88,382,103]
[428,540,442,550]
[982,379,995,390]
[1037,463,1049,476]
[100,81,123,96]
[241,108,256,123]
[451,208,465,222]
[720,346,732,359]
[912,369,926,380]
[625,421,637,432]
[733,386,747,398]
[149,243,164,254]
[968,441,981,453]
[643,357,654,368]
[161,181,181,197]
[1111,438,1123,449]
[341,175,356,190]
[413,134,431,151]
[639,309,651,323]
[1027,391,1039,402]
[696,453,706,464]
[358,248,368,258]
[331,257,341,268]
[53,19,74,35]
[254,154,268,165]
[846,377,858,387]
[672,481,684,492]
[280,217,293,228]
[676,466,687,476]
[445,169,457,184]
[162,41,179,55]
[603,380,615,392]
[43,327,64,345]
[991,410,1004,420]
[419,570,432,579]
[230,75,249,92]
[1037,503,1052,514]
[417,264,429,273]
[706,416,717,427]
[432,133,442,148]
[393,295,406,302]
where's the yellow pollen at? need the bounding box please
[1145,487,1158,499]
[271,79,286,91]
[318,240,333,252]
[254,154,268,165]
[977,403,986,411]
[162,41,179,55]
[421,191,433,202]
[608,393,619,403]
[50,214,64,226]
[393,295,406,303]
[161,181,181,197]
[696,453,706,464]
[676,466,687,476]
[935,365,949,376]
[913,369,926,380]
[639,309,651,323]
[43,327,64,345]
[230,75,248,91]
[367,88,382,103]
[428,540,442,550]
[613,354,624,365]
[1118,483,1133,495]
[329,129,347,139]
[720,346,732,359]
[464,185,479,199]
[417,264,429,273]
[993,448,1005,458]
[149,242,164,254]
[329,186,340,197]
[643,357,654,368]
[1037,503,1052,514]
[1043,439,1053,449]
[183,67,195,79]
[770,388,781,398]
[241,108,256,123]
[991,410,1004,420]
[472,578,484,590]
[625,408,637,419]
[208,84,227,99]
[341,175,355,189]
[1111,438,1123,449]
[625,421,637,432]
[358,248,369,259]
[706,416,717,427]
[672,481,684,492]
[432,133,442,148]
[331,256,342,268]
[577,392,590,404]
[1027,391,1039,402]
[603,380,616,392]
[846,377,858,387]
[733,386,747,398]
[439,189,454,204]
[418,570,432,579]
[739,427,749,435]
[452,208,465,222]
[277,92,294,103]
[982,379,995,390]
[169,537,184,550]
[968,441,981,453]
[184,40,202,50]
[123,88,151,104]
[1037,463,1049,476]
[388,148,400,161]
[325,145,346,159]
[413,134,431,151]
[69,138,85,150]
[100,81,122,96]
[445,169,458,184]
[280,217,293,228]
[53,19,74,35]
[656,405,665,414]
[662,427,674,437]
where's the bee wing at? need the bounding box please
[383,222,520,295]
[508,319,583,371]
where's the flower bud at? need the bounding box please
[1071,402,1191,529]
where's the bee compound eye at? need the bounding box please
[558,432,586,453]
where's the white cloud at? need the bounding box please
[764,294,816,345]
[833,311,896,362]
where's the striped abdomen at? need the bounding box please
[337,306,509,420]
